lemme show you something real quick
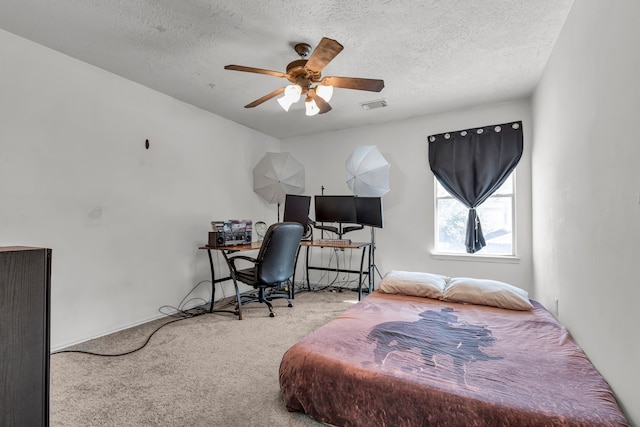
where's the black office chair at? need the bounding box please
[228,222,304,317]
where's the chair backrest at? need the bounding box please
[256,222,304,285]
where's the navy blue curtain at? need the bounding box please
[428,122,523,253]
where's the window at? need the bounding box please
[435,173,515,256]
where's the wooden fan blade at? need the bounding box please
[321,76,385,92]
[244,87,286,108]
[225,64,288,79]
[308,89,332,114]
[305,38,344,73]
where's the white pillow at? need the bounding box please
[443,277,533,310]
[379,270,448,299]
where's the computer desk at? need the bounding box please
[200,239,372,319]
[299,240,373,301]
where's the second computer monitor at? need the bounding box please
[283,194,311,228]
[355,196,384,228]
[314,195,357,224]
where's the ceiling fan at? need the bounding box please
[224,37,384,116]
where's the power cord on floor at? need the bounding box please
[50,315,200,357]
[158,279,211,318]
[51,280,213,358]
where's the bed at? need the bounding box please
[279,271,629,426]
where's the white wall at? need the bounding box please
[532,1,640,423]
[0,29,280,349]
[282,100,533,293]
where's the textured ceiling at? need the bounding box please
[0,0,573,139]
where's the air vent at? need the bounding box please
[360,99,387,110]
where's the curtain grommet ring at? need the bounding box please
[429,136,436,142]
[494,126,501,132]
[477,129,483,134]
[512,123,520,129]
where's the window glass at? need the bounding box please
[435,173,515,256]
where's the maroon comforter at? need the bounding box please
[279,291,628,426]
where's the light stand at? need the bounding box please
[370,226,383,281]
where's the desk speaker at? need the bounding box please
[208,231,226,248]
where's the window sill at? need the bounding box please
[431,252,520,264]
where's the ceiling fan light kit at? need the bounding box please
[225,37,384,116]
[277,84,302,111]
[305,94,320,116]
[315,84,333,102]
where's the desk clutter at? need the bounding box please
[209,219,253,248]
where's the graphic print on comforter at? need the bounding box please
[367,307,501,385]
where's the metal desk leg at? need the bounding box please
[368,244,374,294]
[289,246,301,300]
[221,251,243,320]
[206,248,242,319]
[206,249,217,313]
[228,272,243,321]
[357,246,367,301]
[305,245,312,291]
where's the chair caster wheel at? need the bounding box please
[269,312,275,317]
[288,303,293,308]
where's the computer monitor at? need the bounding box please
[283,194,311,228]
[355,197,384,228]
[314,195,357,224]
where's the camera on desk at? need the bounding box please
[209,220,252,248]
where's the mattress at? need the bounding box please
[279,291,628,426]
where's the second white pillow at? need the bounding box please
[443,277,533,310]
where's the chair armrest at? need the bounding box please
[228,255,258,269]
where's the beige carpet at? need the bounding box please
[50,289,357,426]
